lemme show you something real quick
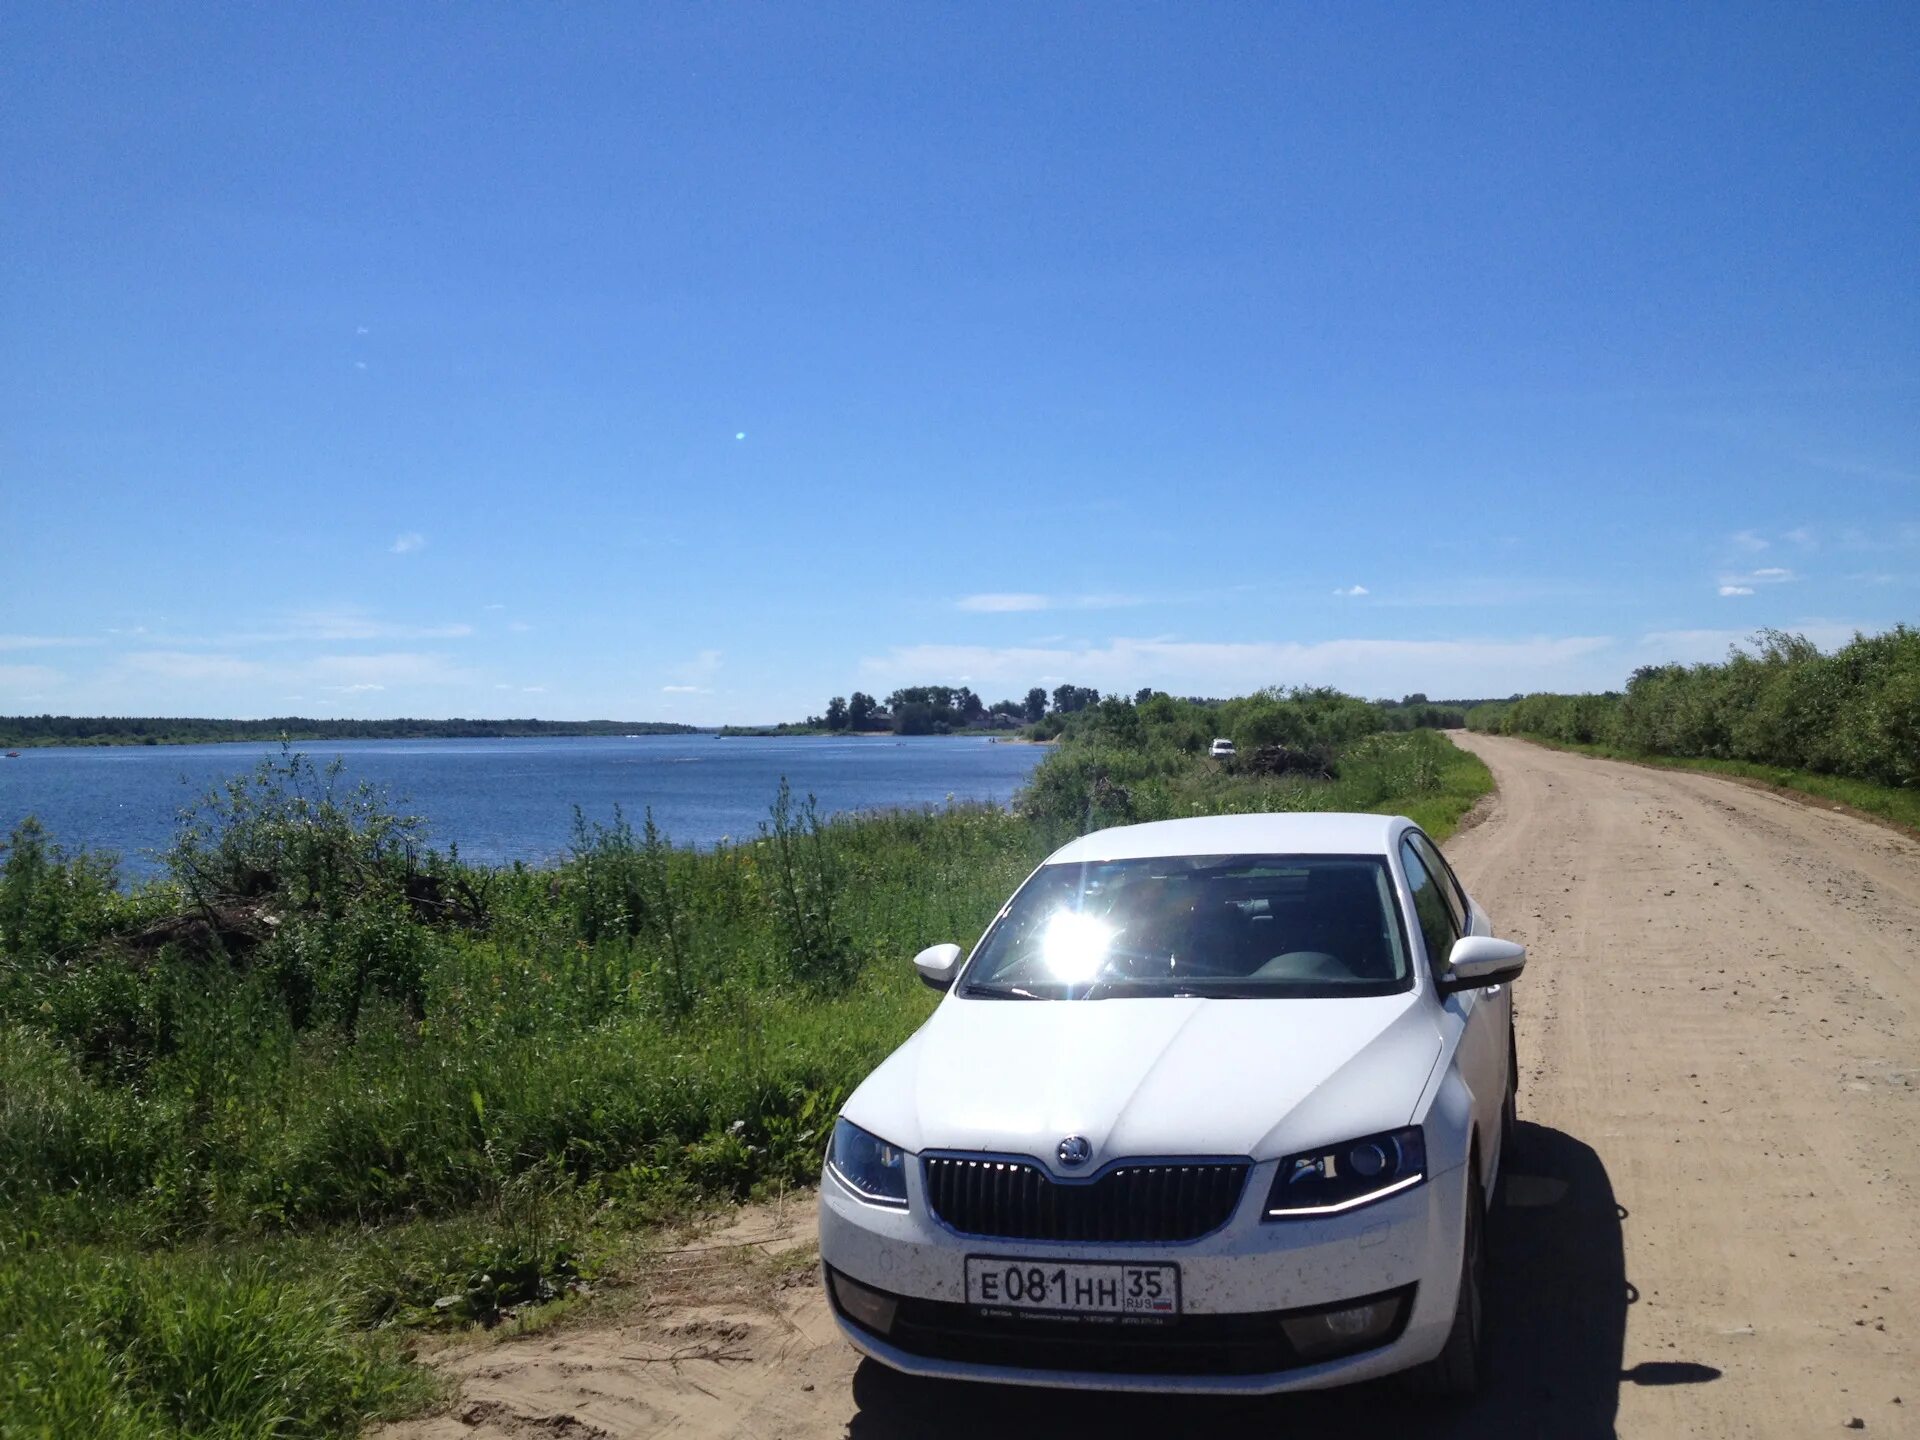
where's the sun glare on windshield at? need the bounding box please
[1041,909,1115,984]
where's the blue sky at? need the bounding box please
[3,4,1915,723]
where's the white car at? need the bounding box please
[1208,737,1236,759]
[818,812,1525,1396]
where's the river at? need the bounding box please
[0,734,1049,879]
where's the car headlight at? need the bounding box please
[826,1118,910,1209]
[1263,1126,1426,1219]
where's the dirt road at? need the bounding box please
[387,735,1919,1439]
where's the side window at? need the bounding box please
[1400,840,1460,973]
[1409,833,1468,934]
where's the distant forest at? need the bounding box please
[729,685,1514,737]
[0,716,700,747]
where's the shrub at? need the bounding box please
[1494,625,1920,789]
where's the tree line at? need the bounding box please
[784,685,1500,738]
[802,684,1106,735]
[1466,626,1920,789]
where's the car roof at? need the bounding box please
[1044,812,1411,864]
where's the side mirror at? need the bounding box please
[913,942,965,992]
[1441,935,1526,993]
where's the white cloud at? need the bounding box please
[122,651,264,683]
[326,683,385,694]
[521,685,546,694]
[0,663,61,693]
[279,608,472,643]
[0,634,99,651]
[507,621,533,633]
[956,593,1142,614]
[111,609,475,648]
[668,649,724,689]
[303,653,475,688]
[1716,567,1795,594]
[389,532,426,554]
[1331,585,1370,597]
[1730,530,1769,553]
[1782,526,1816,547]
[957,593,1052,613]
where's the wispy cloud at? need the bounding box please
[956,592,1142,614]
[0,663,61,693]
[121,651,265,683]
[389,532,426,555]
[1331,584,1370,597]
[957,593,1052,613]
[663,649,723,694]
[1803,454,1919,486]
[279,608,472,643]
[507,621,533,634]
[303,653,475,688]
[1730,529,1769,553]
[0,634,100,651]
[123,608,476,647]
[1716,566,1794,594]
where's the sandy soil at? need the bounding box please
[383,735,1919,1439]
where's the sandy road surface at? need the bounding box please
[386,735,1919,1440]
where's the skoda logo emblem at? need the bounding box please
[1056,1135,1093,1168]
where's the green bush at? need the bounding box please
[1488,625,1920,790]
[1,818,123,964]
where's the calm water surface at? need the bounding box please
[0,735,1048,879]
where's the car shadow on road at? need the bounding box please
[849,1122,1707,1439]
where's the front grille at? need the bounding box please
[923,1155,1249,1243]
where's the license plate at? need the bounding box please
[964,1256,1181,1317]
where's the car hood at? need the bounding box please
[841,991,1442,1170]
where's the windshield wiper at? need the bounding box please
[962,982,1046,1000]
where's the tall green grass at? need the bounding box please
[2,706,1489,1437]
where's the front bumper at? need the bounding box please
[818,1158,1469,1395]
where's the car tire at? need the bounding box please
[1411,1168,1489,1400]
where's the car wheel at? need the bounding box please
[1411,1169,1490,1399]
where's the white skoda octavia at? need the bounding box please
[819,812,1526,1396]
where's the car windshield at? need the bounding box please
[961,854,1409,1000]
